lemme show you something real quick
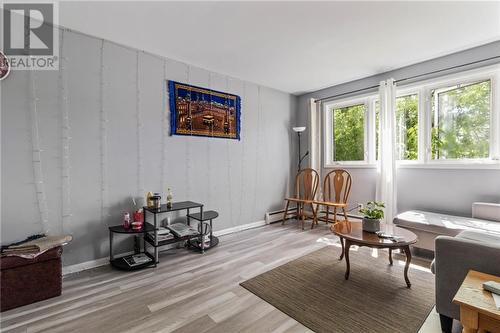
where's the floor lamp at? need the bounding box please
[293,127,309,171]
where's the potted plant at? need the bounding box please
[359,201,385,233]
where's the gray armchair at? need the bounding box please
[432,202,500,332]
[433,230,500,332]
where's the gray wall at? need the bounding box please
[297,41,500,216]
[1,28,298,266]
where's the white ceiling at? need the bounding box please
[59,1,500,95]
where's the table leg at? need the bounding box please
[460,304,480,333]
[109,232,114,261]
[154,213,159,263]
[403,245,412,288]
[344,239,351,280]
[209,219,213,248]
[339,237,344,260]
[462,328,478,333]
[200,206,204,254]
[388,248,393,265]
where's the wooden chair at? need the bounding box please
[282,168,319,230]
[315,169,352,225]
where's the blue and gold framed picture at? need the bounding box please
[168,81,241,140]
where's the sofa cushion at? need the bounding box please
[394,210,500,237]
[456,229,500,245]
[472,202,500,222]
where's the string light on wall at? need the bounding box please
[161,59,168,193]
[205,72,213,209]
[251,85,262,222]
[185,63,192,198]
[99,39,110,224]
[136,51,144,198]
[60,29,73,232]
[29,60,50,234]
[225,76,234,228]
[237,81,246,226]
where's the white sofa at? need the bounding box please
[393,202,500,251]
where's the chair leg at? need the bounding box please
[314,204,319,226]
[282,200,290,225]
[313,204,319,226]
[342,207,348,222]
[325,206,329,224]
[300,203,305,230]
[439,314,453,333]
[310,203,317,229]
[333,207,337,224]
[296,204,300,222]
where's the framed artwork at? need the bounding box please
[168,80,241,140]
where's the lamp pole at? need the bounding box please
[293,127,308,172]
[297,131,302,171]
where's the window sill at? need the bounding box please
[397,162,500,170]
[324,162,500,170]
[324,163,377,169]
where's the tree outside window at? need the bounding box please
[431,80,491,160]
[375,94,418,160]
[332,104,365,161]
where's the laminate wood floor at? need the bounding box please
[0,220,442,333]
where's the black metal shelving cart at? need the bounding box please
[143,201,204,263]
[108,201,220,270]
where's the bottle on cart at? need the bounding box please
[166,188,173,208]
[123,212,131,230]
[146,192,153,208]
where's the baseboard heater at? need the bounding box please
[266,208,362,224]
[265,207,297,224]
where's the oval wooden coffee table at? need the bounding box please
[331,221,418,288]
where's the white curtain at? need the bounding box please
[309,98,321,174]
[309,98,321,200]
[376,79,397,223]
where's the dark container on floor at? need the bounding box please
[1,246,62,312]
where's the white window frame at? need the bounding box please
[322,64,500,170]
[323,96,372,168]
[401,65,500,169]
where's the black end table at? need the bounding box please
[187,210,220,253]
[108,223,156,270]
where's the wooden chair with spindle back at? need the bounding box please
[315,169,352,225]
[282,168,320,230]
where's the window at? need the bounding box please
[431,80,491,160]
[375,94,418,160]
[323,65,499,169]
[332,103,365,161]
[395,94,419,160]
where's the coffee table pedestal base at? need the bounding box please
[341,239,412,288]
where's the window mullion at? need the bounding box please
[491,72,500,160]
[419,87,430,163]
[367,98,375,164]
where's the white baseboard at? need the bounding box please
[62,219,268,276]
[62,256,112,275]
[213,220,267,237]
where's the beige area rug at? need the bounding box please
[241,246,435,333]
